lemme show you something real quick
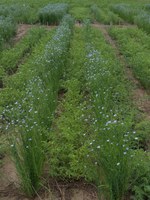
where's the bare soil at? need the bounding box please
[0,157,98,200]
[13,24,32,44]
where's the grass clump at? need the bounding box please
[38,3,69,25]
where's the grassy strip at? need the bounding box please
[82,23,136,200]
[38,3,69,25]
[1,15,74,196]
[45,27,89,179]
[111,4,138,23]
[0,28,46,78]
[91,4,123,25]
[109,27,150,90]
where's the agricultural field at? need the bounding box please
[0,0,150,200]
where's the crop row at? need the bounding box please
[111,4,150,34]
[109,27,150,90]
[1,15,74,196]
[0,28,46,87]
[46,27,89,178]
[0,4,34,23]
[83,23,134,199]
[91,4,123,25]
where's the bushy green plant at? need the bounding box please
[38,3,69,25]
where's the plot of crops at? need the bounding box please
[0,1,150,200]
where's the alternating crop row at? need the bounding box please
[91,4,123,24]
[0,28,46,88]
[1,15,74,196]
[38,3,69,25]
[111,4,137,23]
[0,4,34,23]
[111,3,150,34]
[46,27,89,179]
[109,27,150,90]
[0,16,16,50]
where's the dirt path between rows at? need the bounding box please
[13,24,56,44]
[93,24,150,120]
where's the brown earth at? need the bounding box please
[0,157,98,200]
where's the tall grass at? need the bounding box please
[38,3,69,25]
[2,15,74,196]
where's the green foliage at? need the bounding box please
[109,27,150,90]
[130,150,150,200]
[0,4,35,23]
[144,4,150,11]
[0,28,46,76]
[134,120,150,150]
[91,4,123,24]
[0,16,16,49]
[45,28,88,179]
[134,12,150,34]
[38,3,69,25]
[111,4,138,23]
